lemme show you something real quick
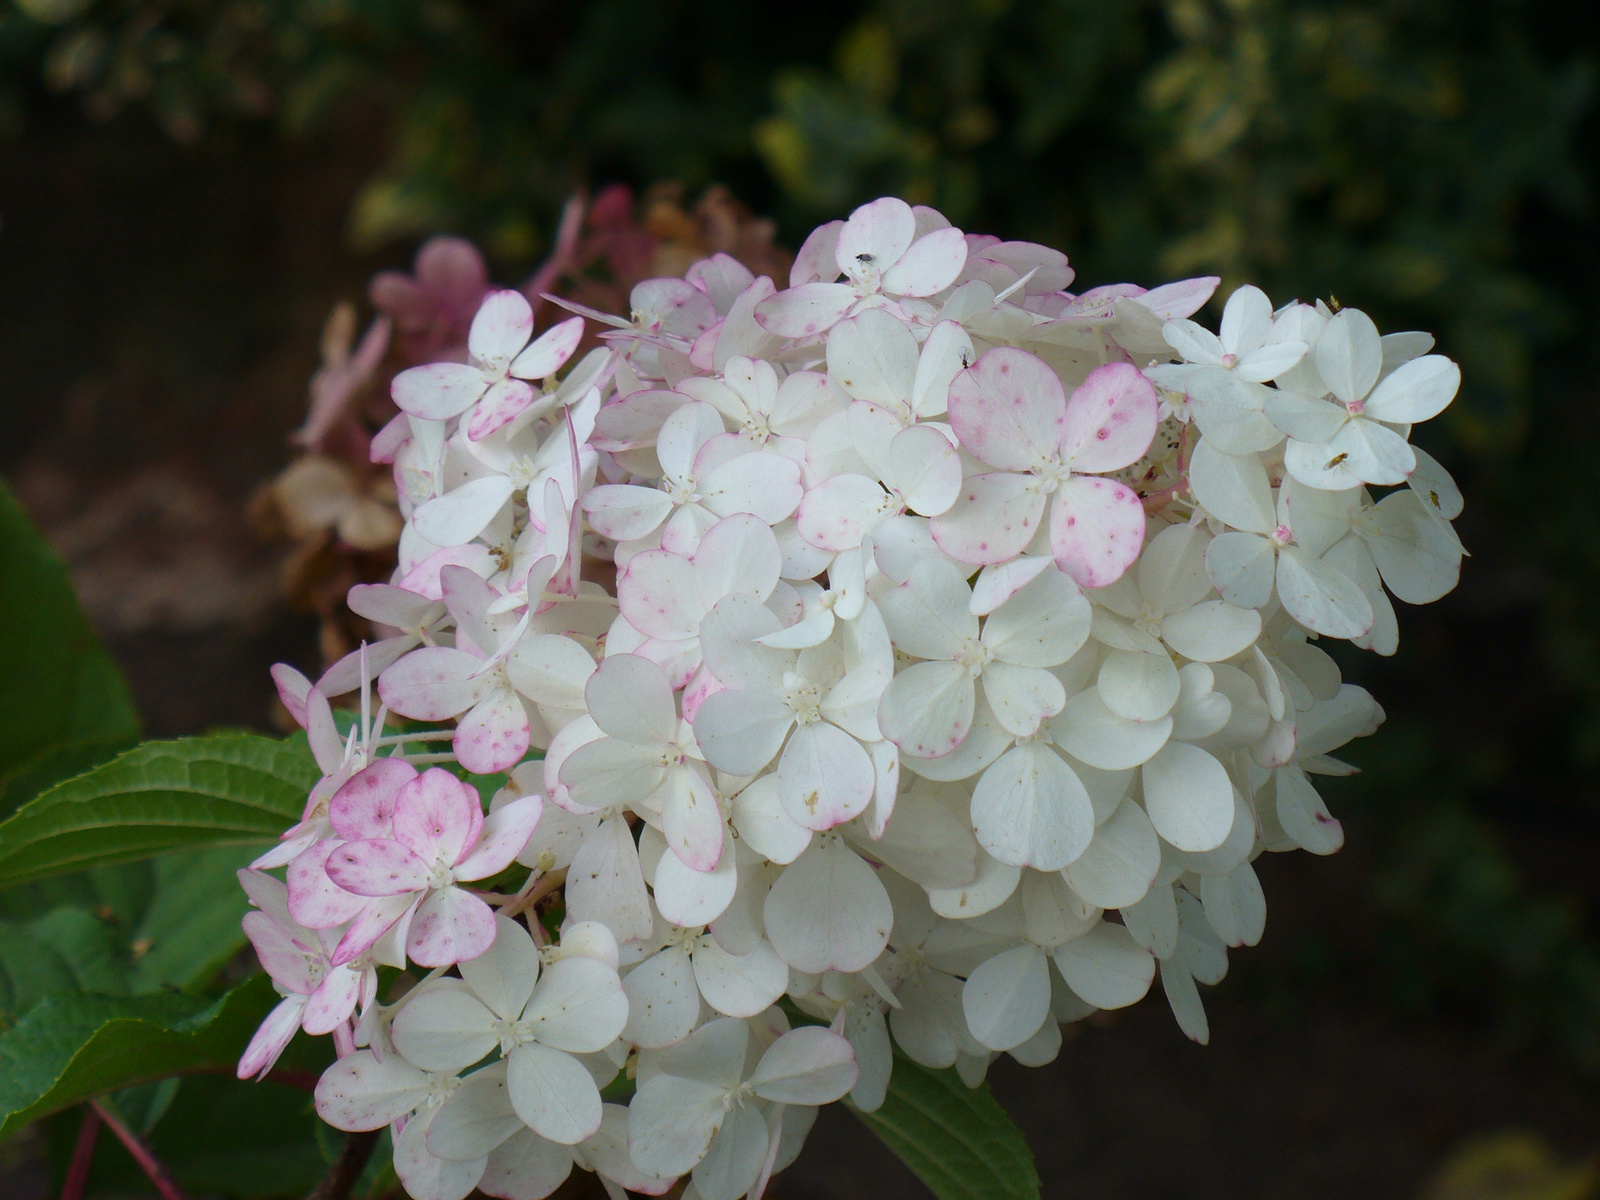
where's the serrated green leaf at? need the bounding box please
[0,973,276,1140]
[0,734,319,890]
[0,476,140,817]
[130,846,259,992]
[851,1051,1040,1200]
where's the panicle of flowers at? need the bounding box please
[238,196,1464,1200]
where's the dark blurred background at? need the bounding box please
[3,1,1600,1197]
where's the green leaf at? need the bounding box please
[0,973,276,1140]
[0,476,140,817]
[0,733,319,890]
[851,1051,1040,1200]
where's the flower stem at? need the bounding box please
[59,1106,101,1200]
[305,1130,380,1200]
[89,1098,185,1200]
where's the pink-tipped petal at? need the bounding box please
[393,768,484,866]
[1059,363,1159,474]
[454,689,532,776]
[510,315,585,379]
[929,471,1046,566]
[881,226,968,297]
[329,759,420,841]
[836,197,916,279]
[326,839,432,898]
[466,377,538,441]
[407,886,498,967]
[454,795,543,881]
[391,363,485,420]
[946,347,1067,471]
[1049,476,1146,588]
[469,289,534,367]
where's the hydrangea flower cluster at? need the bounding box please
[240,196,1464,1200]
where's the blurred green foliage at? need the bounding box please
[4,0,1600,1065]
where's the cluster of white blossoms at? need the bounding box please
[238,197,1464,1200]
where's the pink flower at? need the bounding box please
[930,351,1159,588]
[370,236,490,365]
[317,763,541,968]
[237,869,376,1080]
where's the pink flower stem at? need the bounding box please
[59,1106,101,1200]
[332,1023,356,1058]
[522,192,586,319]
[88,1098,186,1200]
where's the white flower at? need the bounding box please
[390,915,627,1145]
[1269,307,1460,490]
[694,595,893,832]
[628,1017,858,1198]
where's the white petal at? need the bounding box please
[627,1075,728,1178]
[1020,868,1100,946]
[1053,688,1172,770]
[1062,799,1160,909]
[394,1106,486,1200]
[623,945,700,1049]
[763,840,892,973]
[392,987,498,1071]
[655,835,739,928]
[478,1129,575,1200]
[1097,649,1180,722]
[428,1063,524,1162]
[693,938,789,1018]
[962,945,1051,1051]
[1053,922,1155,1009]
[1275,545,1373,638]
[1199,862,1266,947]
[414,476,517,546]
[891,424,963,516]
[1160,960,1210,1043]
[750,1025,859,1104]
[566,817,653,943]
[1188,439,1274,534]
[522,955,629,1053]
[1124,885,1179,959]
[1159,597,1261,662]
[1273,763,1345,855]
[981,662,1066,738]
[1315,308,1382,405]
[694,689,793,776]
[982,568,1091,667]
[1205,532,1275,609]
[877,659,976,759]
[459,914,541,1021]
[731,776,813,865]
[878,558,978,660]
[927,849,1022,919]
[1367,491,1461,604]
[779,721,876,830]
[692,1105,770,1200]
[508,1042,603,1145]
[826,308,919,408]
[971,744,1094,871]
[882,226,969,297]
[314,1050,428,1132]
[1141,742,1234,853]
[1186,370,1284,455]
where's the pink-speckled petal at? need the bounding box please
[287,839,368,930]
[407,886,498,967]
[393,768,485,864]
[466,377,537,441]
[928,471,1046,567]
[946,347,1066,471]
[326,838,431,897]
[329,759,420,841]
[453,688,531,776]
[1059,362,1159,474]
[1049,475,1146,589]
[469,289,534,368]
